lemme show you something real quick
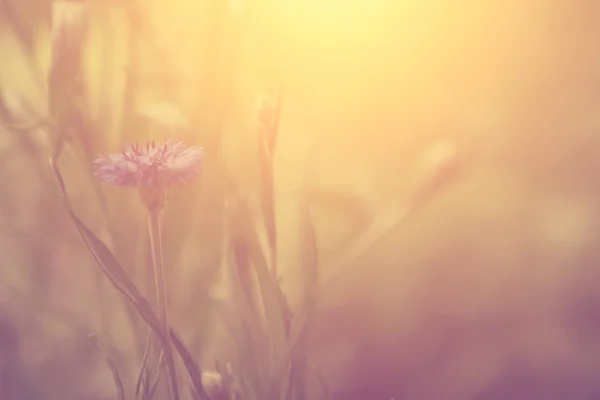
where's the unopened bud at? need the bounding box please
[202,372,228,400]
[255,93,277,129]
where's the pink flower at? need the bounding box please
[92,140,204,189]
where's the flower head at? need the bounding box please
[92,139,203,189]
[93,140,203,211]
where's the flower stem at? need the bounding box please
[148,209,179,400]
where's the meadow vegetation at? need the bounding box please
[2,1,600,399]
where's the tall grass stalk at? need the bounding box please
[148,207,179,400]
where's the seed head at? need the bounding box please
[202,372,227,400]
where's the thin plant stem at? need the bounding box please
[148,209,179,400]
[134,331,154,398]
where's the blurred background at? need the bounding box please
[2,0,600,399]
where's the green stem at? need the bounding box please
[148,210,179,400]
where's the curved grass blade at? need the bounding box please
[146,350,164,400]
[286,194,319,353]
[318,140,465,295]
[135,333,153,399]
[257,91,283,278]
[88,333,125,400]
[312,364,332,400]
[171,329,210,400]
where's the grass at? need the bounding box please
[0,1,454,398]
[5,1,600,400]
[2,1,356,398]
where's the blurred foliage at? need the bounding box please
[2,0,600,400]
